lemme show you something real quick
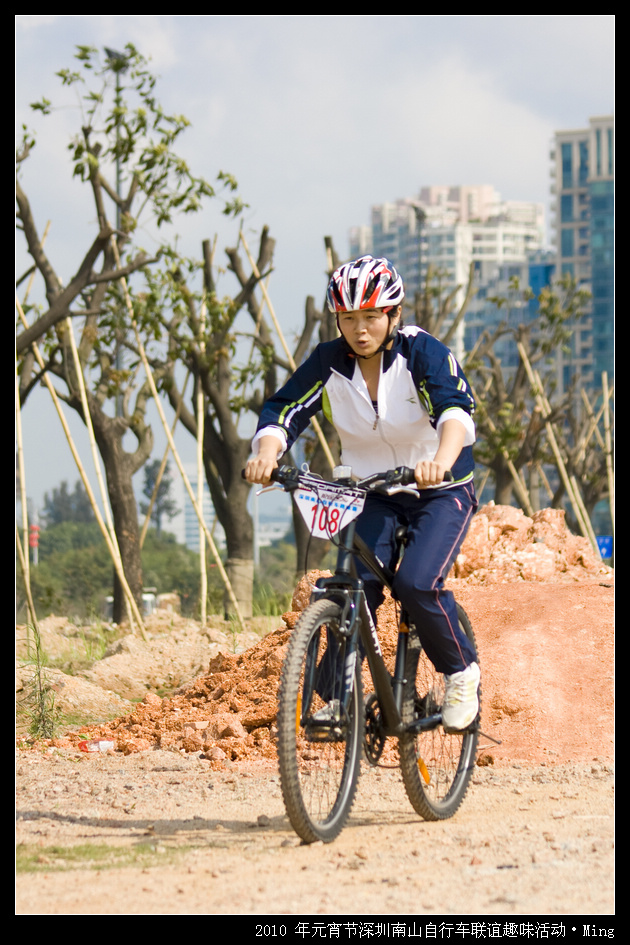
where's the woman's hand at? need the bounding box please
[414,460,450,488]
[243,435,282,484]
[414,417,467,488]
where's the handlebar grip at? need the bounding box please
[241,466,284,483]
[398,466,417,485]
[398,466,453,485]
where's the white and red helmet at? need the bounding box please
[326,255,404,314]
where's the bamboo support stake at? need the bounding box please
[533,367,594,549]
[579,387,607,454]
[533,367,599,556]
[15,297,148,636]
[16,524,40,641]
[63,316,143,632]
[570,473,600,552]
[129,320,246,629]
[467,381,534,515]
[139,370,190,549]
[18,220,142,631]
[535,462,555,501]
[239,230,336,471]
[107,249,247,632]
[474,467,491,504]
[15,374,30,584]
[516,340,599,554]
[198,301,208,627]
[16,376,34,650]
[602,372,614,536]
[17,221,52,617]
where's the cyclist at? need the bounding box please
[244,255,480,730]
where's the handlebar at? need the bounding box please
[243,465,453,491]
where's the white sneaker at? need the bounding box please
[442,662,480,731]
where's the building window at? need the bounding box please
[561,229,574,257]
[561,143,573,189]
[579,141,589,185]
[560,194,573,222]
[608,128,614,176]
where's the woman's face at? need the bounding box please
[337,307,400,358]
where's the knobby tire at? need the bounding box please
[277,599,363,844]
[398,604,480,820]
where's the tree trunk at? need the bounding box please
[89,408,150,624]
[203,435,255,619]
[224,558,254,620]
[492,463,515,507]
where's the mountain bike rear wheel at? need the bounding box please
[398,604,480,820]
[277,599,363,843]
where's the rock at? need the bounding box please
[291,570,332,611]
[209,713,248,740]
[16,665,132,718]
[450,503,612,584]
[157,592,181,613]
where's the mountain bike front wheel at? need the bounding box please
[398,604,480,821]
[277,598,363,844]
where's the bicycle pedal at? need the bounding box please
[477,727,502,746]
[442,715,480,736]
[305,722,345,743]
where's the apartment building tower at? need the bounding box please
[349,185,544,358]
[551,115,614,389]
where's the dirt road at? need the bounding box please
[16,507,615,919]
[16,747,613,917]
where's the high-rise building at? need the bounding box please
[550,115,614,389]
[463,250,556,378]
[349,186,545,358]
[168,463,225,552]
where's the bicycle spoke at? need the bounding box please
[399,605,479,820]
[277,600,363,844]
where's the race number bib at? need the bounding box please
[294,482,366,539]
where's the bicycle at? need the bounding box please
[263,463,481,844]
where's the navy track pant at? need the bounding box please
[354,481,478,675]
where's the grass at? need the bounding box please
[16,841,192,873]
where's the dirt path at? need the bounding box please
[16,504,615,918]
[15,749,614,917]
[16,579,615,918]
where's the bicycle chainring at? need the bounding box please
[363,693,386,766]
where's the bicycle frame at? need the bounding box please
[308,509,443,740]
[266,463,481,842]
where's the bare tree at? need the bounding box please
[16,44,243,622]
[409,262,477,347]
[142,229,340,615]
[463,275,593,509]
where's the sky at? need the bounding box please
[15,15,615,518]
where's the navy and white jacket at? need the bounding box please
[252,325,476,486]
